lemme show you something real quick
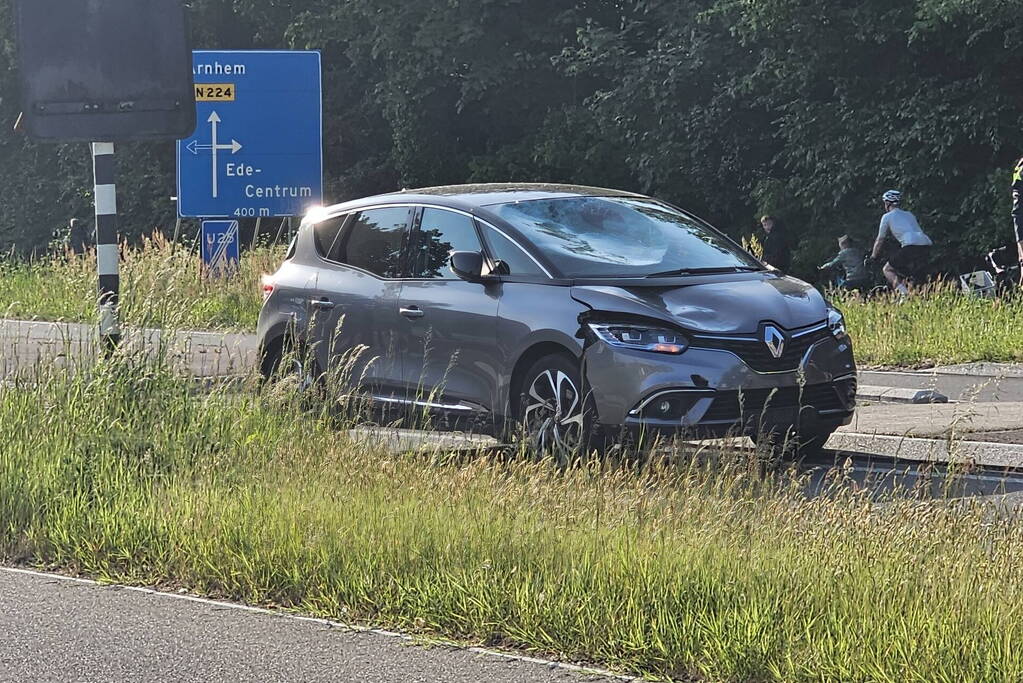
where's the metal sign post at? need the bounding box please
[15,0,194,353]
[91,144,121,349]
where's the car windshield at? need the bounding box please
[492,196,761,278]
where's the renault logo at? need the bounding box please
[763,324,786,359]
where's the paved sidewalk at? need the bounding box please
[0,319,257,378]
[841,402,1023,439]
[859,364,1023,403]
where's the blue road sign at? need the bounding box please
[201,219,240,275]
[177,50,322,218]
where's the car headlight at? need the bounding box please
[588,322,688,354]
[827,306,847,339]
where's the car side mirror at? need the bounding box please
[449,251,485,281]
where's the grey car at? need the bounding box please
[258,184,856,454]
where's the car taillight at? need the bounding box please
[261,275,274,302]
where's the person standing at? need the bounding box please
[68,218,89,255]
[760,215,791,271]
[1012,157,1023,285]
[870,190,933,296]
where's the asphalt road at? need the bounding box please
[0,568,618,683]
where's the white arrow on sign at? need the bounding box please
[186,111,243,198]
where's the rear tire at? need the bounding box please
[261,335,324,401]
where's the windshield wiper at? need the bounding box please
[645,266,762,278]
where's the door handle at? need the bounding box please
[399,306,425,319]
[310,298,336,311]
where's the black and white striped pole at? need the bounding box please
[91,142,121,350]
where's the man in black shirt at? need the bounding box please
[760,215,791,271]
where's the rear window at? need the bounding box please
[311,215,347,260]
[336,207,411,278]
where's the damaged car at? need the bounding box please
[258,184,856,455]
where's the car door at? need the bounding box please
[398,207,501,414]
[308,206,412,398]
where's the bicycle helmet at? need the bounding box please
[882,190,902,204]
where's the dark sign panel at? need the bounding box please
[15,0,195,141]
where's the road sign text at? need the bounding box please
[195,83,235,101]
[177,50,322,218]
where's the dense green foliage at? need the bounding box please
[2,0,1022,276]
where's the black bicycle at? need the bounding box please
[988,245,1020,294]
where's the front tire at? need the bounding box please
[752,428,834,459]
[516,353,605,462]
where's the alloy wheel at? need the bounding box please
[522,368,585,460]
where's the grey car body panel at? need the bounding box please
[584,339,855,426]
[255,258,316,360]
[492,282,586,417]
[569,274,827,335]
[257,184,856,435]
[399,278,500,409]
[312,265,404,395]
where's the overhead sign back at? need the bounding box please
[177,51,323,218]
[15,0,195,141]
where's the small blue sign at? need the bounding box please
[201,220,240,275]
[177,50,323,218]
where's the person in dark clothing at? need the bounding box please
[68,218,90,255]
[760,215,791,271]
[1012,157,1023,285]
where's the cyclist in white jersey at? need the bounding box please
[870,190,932,295]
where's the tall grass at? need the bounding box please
[0,234,279,330]
[2,349,1023,681]
[1,239,1022,367]
[836,286,1023,367]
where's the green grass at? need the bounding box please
[836,288,1023,367]
[1,238,1021,366]
[0,234,279,331]
[3,352,1023,681]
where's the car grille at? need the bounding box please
[700,383,848,423]
[690,324,833,372]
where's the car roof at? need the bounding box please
[318,183,646,214]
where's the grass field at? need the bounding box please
[837,288,1023,367]
[2,351,1023,681]
[1,238,1021,367]
[0,235,281,331]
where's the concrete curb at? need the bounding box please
[856,384,948,404]
[828,432,1023,469]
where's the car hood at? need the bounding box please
[571,274,828,335]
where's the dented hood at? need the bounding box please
[571,274,828,335]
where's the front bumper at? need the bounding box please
[584,334,856,435]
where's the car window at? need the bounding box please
[492,196,761,278]
[409,208,482,279]
[479,224,546,277]
[311,215,347,261]
[337,207,411,278]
